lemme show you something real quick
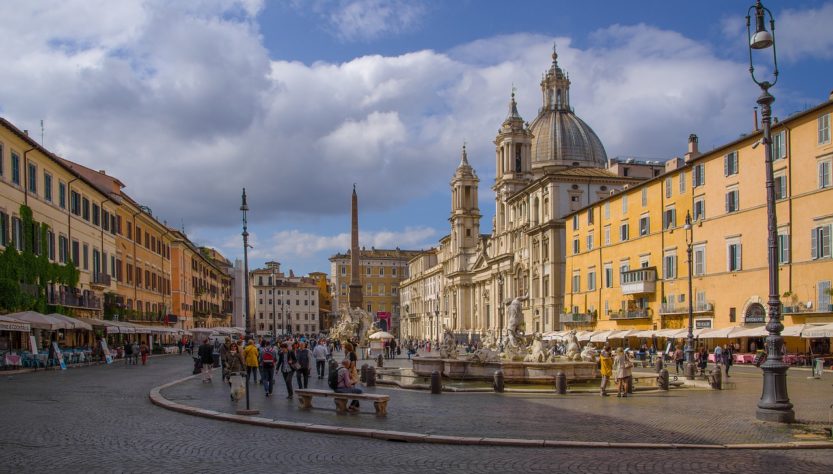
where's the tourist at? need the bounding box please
[139,341,149,365]
[295,342,311,389]
[312,340,329,379]
[276,343,298,399]
[713,344,724,372]
[243,339,259,385]
[260,340,277,396]
[177,338,184,355]
[198,338,214,383]
[599,344,613,397]
[613,347,633,398]
[344,342,359,384]
[219,338,230,382]
[131,340,140,365]
[723,343,734,378]
[696,346,708,376]
[223,342,245,380]
[334,358,362,412]
[674,345,684,374]
[124,340,133,366]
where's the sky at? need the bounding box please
[1,0,832,276]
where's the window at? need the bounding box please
[58,235,68,263]
[774,174,787,200]
[572,238,579,254]
[11,217,22,250]
[586,233,594,251]
[43,172,52,202]
[724,151,739,176]
[82,244,89,270]
[641,188,648,207]
[59,182,66,209]
[727,241,742,272]
[693,198,705,221]
[603,226,610,245]
[572,215,579,230]
[102,210,110,231]
[82,197,90,221]
[587,208,594,225]
[639,215,650,236]
[27,162,37,194]
[679,171,686,194]
[0,143,3,176]
[0,211,8,247]
[620,223,629,242]
[819,281,832,310]
[819,159,831,189]
[71,240,79,266]
[136,227,141,244]
[811,225,832,259]
[92,204,100,226]
[587,270,596,291]
[571,272,580,293]
[819,113,831,145]
[70,191,81,215]
[604,265,613,288]
[604,202,610,219]
[725,189,739,213]
[772,130,786,160]
[622,195,628,213]
[777,233,790,264]
[665,178,672,198]
[366,267,371,276]
[692,163,705,187]
[340,265,346,275]
[693,244,706,276]
[47,230,55,260]
[663,251,677,279]
[663,207,676,229]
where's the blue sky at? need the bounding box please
[1,0,831,275]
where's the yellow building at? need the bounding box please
[0,118,118,316]
[169,231,233,329]
[564,98,833,346]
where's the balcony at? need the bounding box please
[91,272,112,288]
[609,308,652,320]
[620,268,657,295]
[49,289,101,311]
[559,312,595,324]
[660,301,715,315]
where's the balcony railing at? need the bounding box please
[92,273,112,287]
[782,302,833,314]
[49,291,101,310]
[609,308,652,320]
[660,301,714,315]
[620,268,657,295]
[559,312,595,324]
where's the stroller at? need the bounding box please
[228,371,245,401]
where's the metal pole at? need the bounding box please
[272,269,276,342]
[685,219,695,380]
[238,188,257,415]
[755,86,794,422]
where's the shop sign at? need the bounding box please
[0,321,30,332]
[695,319,712,329]
[744,314,765,324]
[52,341,66,370]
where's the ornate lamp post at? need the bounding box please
[683,211,696,380]
[434,295,440,347]
[746,0,794,423]
[237,188,258,416]
[497,274,504,349]
[271,267,277,343]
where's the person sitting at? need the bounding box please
[335,358,363,412]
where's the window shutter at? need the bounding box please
[724,156,728,176]
[824,225,832,258]
[725,193,730,212]
[811,228,817,259]
[737,244,742,271]
[726,244,732,271]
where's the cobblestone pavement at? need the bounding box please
[2,354,833,473]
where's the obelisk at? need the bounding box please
[348,184,363,311]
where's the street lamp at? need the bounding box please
[271,268,277,343]
[434,295,441,346]
[746,0,793,423]
[683,211,696,380]
[497,274,504,347]
[237,188,257,416]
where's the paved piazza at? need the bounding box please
[1,354,833,473]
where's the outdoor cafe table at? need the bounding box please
[735,353,755,364]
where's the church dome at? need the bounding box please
[529,48,607,168]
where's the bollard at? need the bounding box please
[360,364,368,383]
[493,370,505,393]
[555,371,567,395]
[654,356,664,373]
[376,354,384,368]
[430,370,442,394]
[658,368,669,391]
[366,366,376,387]
[709,365,723,389]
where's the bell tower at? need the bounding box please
[493,90,532,236]
[450,144,480,254]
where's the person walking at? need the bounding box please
[139,341,149,365]
[124,340,134,366]
[334,358,363,412]
[295,342,311,389]
[223,342,245,378]
[713,344,724,372]
[612,347,633,398]
[243,339,259,385]
[260,340,277,396]
[198,339,214,382]
[219,338,230,382]
[277,343,298,399]
[723,342,734,378]
[696,346,708,377]
[131,340,140,366]
[312,340,329,379]
[673,345,684,374]
[599,344,613,397]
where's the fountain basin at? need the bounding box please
[412,357,597,383]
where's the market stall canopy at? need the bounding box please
[542,330,568,341]
[0,315,31,332]
[45,313,93,331]
[368,331,395,340]
[576,330,594,342]
[121,322,152,334]
[802,323,833,338]
[5,311,71,331]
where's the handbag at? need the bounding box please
[291,362,302,371]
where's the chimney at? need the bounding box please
[684,134,701,162]
[753,107,759,132]
[99,170,107,175]
[829,89,833,101]
[23,129,29,136]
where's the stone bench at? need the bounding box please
[295,389,390,416]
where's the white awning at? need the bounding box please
[0,315,31,332]
[803,323,833,339]
[608,329,640,339]
[589,330,616,342]
[699,326,744,339]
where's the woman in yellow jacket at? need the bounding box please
[599,344,613,397]
[243,339,260,385]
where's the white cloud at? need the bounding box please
[776,2,833,62]
[293,0,427,41]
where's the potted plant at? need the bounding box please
[781,291,797,313]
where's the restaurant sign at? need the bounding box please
[0,321,30,332]
[695,319,713,329]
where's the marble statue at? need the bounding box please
[524,332,551,363]
[580,342,598,362]
[564,330,582,361]
[439,325,457,359]
[330,307,377,347]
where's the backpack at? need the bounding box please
[328,366,341,390]
[262,349,276,365]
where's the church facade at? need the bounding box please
[400,50,645,341]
